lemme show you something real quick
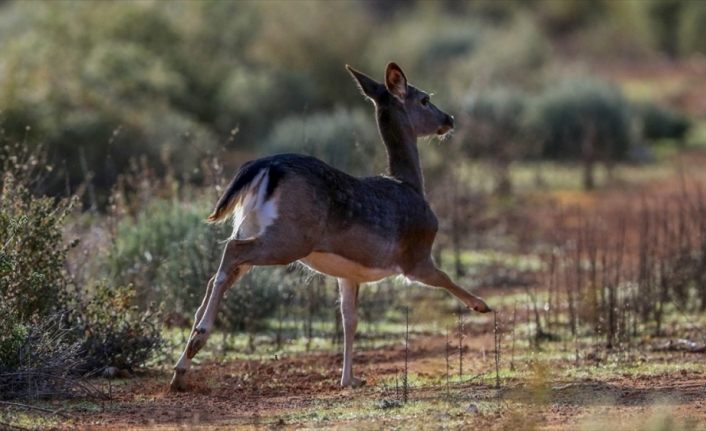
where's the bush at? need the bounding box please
[0,147,163,394]
[67,282,163,373]
[368,9,481,85]
[0,304,29,372]
[108,195,227,316]
[463,87,529,155]
[264,108,382,176]
[0,311,84,399]
[107,193,290,332]
[0,148,76,320]
[0,1,222,203]
[462,13,549,88]
[462,87,532,194]
[639,103,690,142]
[530,78,633,160]
[677,1,706,56]
[220,267,288,333]
[528,78,633,188]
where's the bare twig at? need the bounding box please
[0,420,29,431]
[510,301,517,372]
[494,311,500,389]
[403,307,409,404]
[445,326,450,398]
[0,401,71,418]
[457,311,464,381]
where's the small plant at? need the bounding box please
[66,282,163,374]
[0,146,163,398]
[0,308,85,400]
[107,195,227,316]
[0,146,77,320]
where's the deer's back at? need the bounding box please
[236,153,438,275]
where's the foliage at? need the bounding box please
[67,282,163,373]
[220,267,289,333]
[460,13,549,89]
[0,147,76,320]
[0,303,29,371]
[265,108,382,176]
[639,103,691,142]
[0,1,234,201]
[676,0,706,56]
[0,311,84,400]
[461,87,532,194]
[108,195,227,315]
[463,87,530,157]
[0,147,163,396]
[0,0,700,205]
[528,78,633,162]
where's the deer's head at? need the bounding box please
[346,62,454,137]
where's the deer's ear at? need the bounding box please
[346,64,383,103]
[385,62,407,101]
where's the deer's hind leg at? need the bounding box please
[170,275,215,390]
[170,251,251,391]
[170,232,312,391]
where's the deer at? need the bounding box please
[169,62,492,392]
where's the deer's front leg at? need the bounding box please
[339,278,364,387]
[409,262,492,313]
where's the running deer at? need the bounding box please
[169,63,491,392]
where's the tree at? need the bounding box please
[528,79,633,190]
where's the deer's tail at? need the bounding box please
[206,160,280,224]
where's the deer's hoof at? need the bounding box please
[342,377,366,388]
[472,300,492,314]
[169,370,188,392]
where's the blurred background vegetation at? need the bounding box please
[2,0,706,386]
[1,0,704,201]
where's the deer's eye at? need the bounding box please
[421,96,430,106]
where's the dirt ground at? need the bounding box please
[6,329,703,431]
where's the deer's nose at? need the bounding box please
[445,114,455,129]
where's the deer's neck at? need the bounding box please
[378,109,424,193]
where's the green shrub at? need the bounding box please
[0,311,83,399]
[677,1,706,55]
[220,267,288,333]
[0,1,221,202]
[0,304,28,371]
[107,193,291,332]
[463,87,529,156]
[639,103,690,142]
[108,196,227,316]
[0,147,163,388]
[462,13,549,88]
[527,78,633,189]
[264,108,382,176]
[67,282,163,373]
[529,78,633,161]
[462,87,533,194]
[0,151,76,320]
[368,10,481,84]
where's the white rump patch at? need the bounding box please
[230,168,279,239]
